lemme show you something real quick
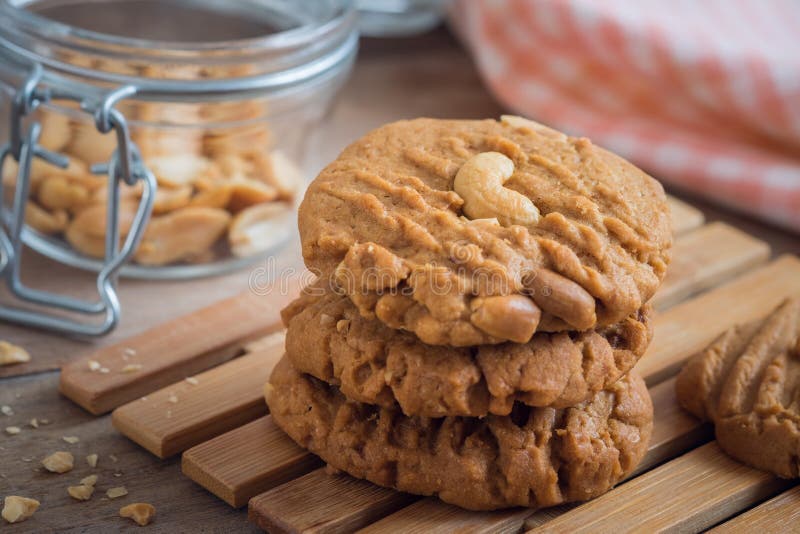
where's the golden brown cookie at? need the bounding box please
[282,290,652,417]
[298,117,671,346]
[676,297,800,478]
[267,356,653,511]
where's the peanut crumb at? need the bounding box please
[87,360,101,372]
[184,376,199,385]
[0,341,30,366]
[336,319,350,333]
[114,472,123,477]
[86,454,99,468]
[106,486,128,499]
[165,410,172,419]
[120,364,143,374]
[319,313,335,326]
[67,484,94,501]
[99,367,110,374]
[80,474,98,486]
[120,502,155,526]
[42,451,74,473]
[29,418,38,429]
[1,405,13,416]
[1,496,39,523]
[39,419,49,425]
[109,454,118,463]
[167,394,178,404]
[5,426,20,435]
[123,347,137,357]
[62,436,80,444]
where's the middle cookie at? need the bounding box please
[282,290,652,417]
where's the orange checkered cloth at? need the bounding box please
[450,0,800,232]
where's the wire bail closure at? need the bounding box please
[0,64,157,336]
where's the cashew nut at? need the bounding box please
[134,207,231,265]
[470,294,541,343]
[228,202,293,257]
[453,152,539,227]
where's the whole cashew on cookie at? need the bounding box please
[453,151,539,227]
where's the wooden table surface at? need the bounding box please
[1,28,798,533]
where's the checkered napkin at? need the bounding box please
[450,0,800,232]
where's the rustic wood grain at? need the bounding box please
[640,255,800,386]
[651,222,769,310]
[668,195,705,235]
[111,332,285,459]
[182,416,323,508]
[249,469,418,534]
[709,485,800,533]
[526,443,793,533]
[59,279,300,415]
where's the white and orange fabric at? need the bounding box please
[451,0,800,232]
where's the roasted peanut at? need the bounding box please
[25,202,68,235]
[37,108,72,152]
[42,451,74,473]
[65,201,139,258]
[152,184,192,214]
[524,269,597,330]
[2,496,40,524]
[119,502,156,526]
[189,182,233,209]
[66,121,118,164]
[469,294,541,343]
[0,341,30,365]
[134,207,231,265]
[264,150,302,199]
[147,154,218,188]
[453,152,539,227]
[228,202,292,257]
[226,179,278,212]
[37,175,91,212]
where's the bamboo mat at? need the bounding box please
[60,196,800,533]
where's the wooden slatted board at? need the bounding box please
[64,197,800,533]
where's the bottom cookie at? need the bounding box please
[676,297,800,478]
[267,356,653,511]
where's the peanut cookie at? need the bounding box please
[676,297,800,478]
[282,290,652,416]
[267,357,653,511]
[299,117,671,346]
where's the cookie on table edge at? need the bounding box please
[282,289,653,417]
[676,297,800,478]
[298,116,672,346]
[266,356,653,511]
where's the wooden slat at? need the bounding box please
[651,222,769,310]
[182,416,323,508]
[111,332,285,458]
[60,277,301,414]
[249,469,417,534]
[709,485,800,533]
[525,443,792,533]
[255,377,712,534]
[242,260,800,534]
[640,255,800,385]
[668,195,705,235]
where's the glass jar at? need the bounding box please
[0,0,358,279]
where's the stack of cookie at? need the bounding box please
[267,117,673,510]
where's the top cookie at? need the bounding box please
[299,116,672,346]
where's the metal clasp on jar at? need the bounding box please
[0,63,157,336]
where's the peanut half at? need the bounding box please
[453,152,539,227]
[470,294,541,343]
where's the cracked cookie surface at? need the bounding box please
[267,356,653,511]
[676,297,800,478]
[282,290,652,417]
[299,117,671,345]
